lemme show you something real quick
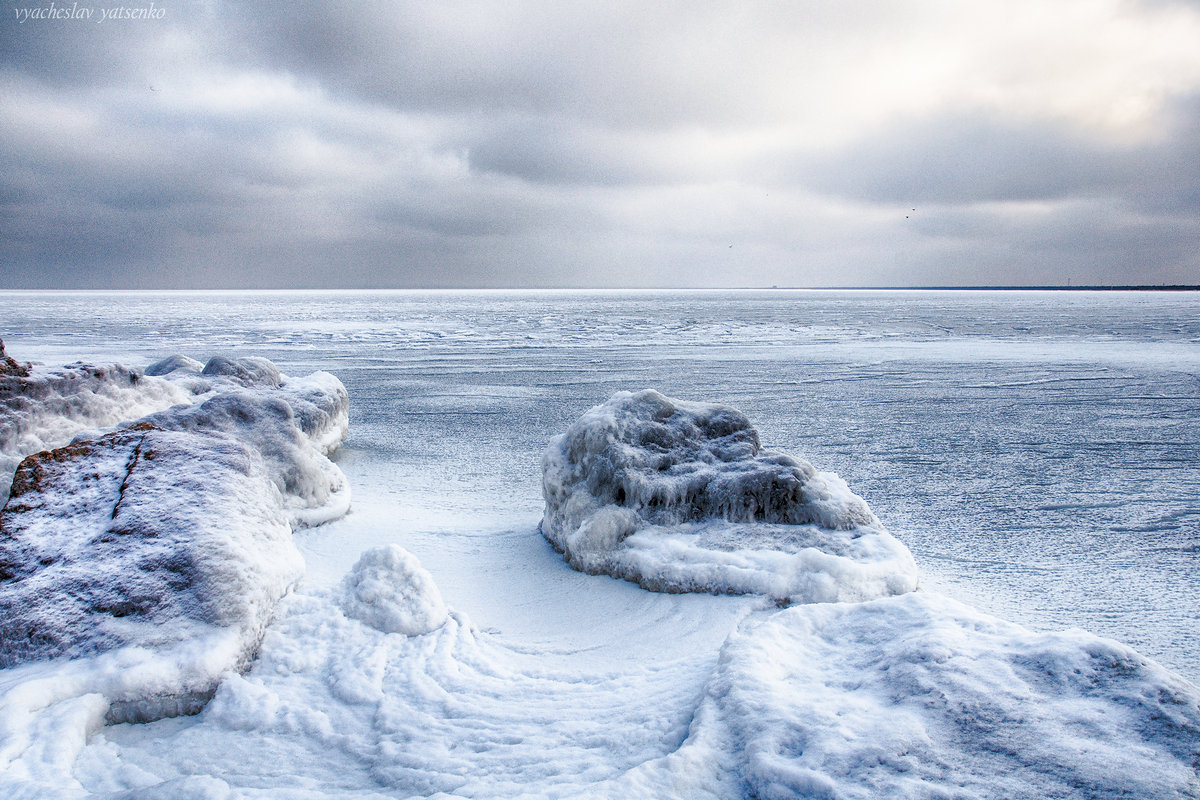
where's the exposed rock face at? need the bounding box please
[0,351,351,722]
[541,390,917,601]
[0,339,30,378]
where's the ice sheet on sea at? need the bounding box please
[0,353,350,732]
[541,389,917,601]
[580,592,1200,800]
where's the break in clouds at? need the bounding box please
[2,0,1199,288]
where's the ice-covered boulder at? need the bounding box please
[339,545,448,636]
[138,376,350,528]
[0,427,300,689]
[586,592,1200,800]
[541,390,917,601]
[0,353,351,722]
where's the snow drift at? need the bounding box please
[541,389,917,601]
[0,351,350,725]
[581,592,1200,800]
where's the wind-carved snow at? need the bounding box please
[4,546,720,798]
[0,352,350,734]
[578,593,1200,800]
[541,389,918,601]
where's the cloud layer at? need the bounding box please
[2,0,1198,288]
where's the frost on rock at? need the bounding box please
[0,351,351,723]
[339,545,448,636]
[588,592,1200,800]
[541,389,917,601]
[1,341,193,497]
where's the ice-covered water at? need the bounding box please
[4,289,1196,680]
[1,289,1198,797]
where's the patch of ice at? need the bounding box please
[541,389,917,601]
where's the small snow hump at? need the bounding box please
[339,545,448,636]
[540,390,917,602]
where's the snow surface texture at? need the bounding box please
[541,389,918,601]
[9,568,1197,799]
[16,562,715,799]
[2,355,1198,799]
[0,352,350,726]
[580,593,1200,800]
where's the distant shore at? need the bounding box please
[808,285,1200,292]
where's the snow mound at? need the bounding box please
[1,343,193,497]
[589,592,1200,800]
[0,353,351,722]
[339,545,448,635]
[541,389,917,601]
[138,378,350,528]
[145,354,349,460]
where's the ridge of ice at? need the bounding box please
[540,389,918,601]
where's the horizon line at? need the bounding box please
[0,284,1197,293]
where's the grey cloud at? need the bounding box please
[1,1,1198,289]
[785,95,1200,265]
[0,1,213,90]
[792,113,1143,205]
[230,1,799,130]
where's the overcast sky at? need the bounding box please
[2,0,1199,288]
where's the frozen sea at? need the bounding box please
[1,288,1198,798]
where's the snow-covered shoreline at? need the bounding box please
[1,341,1197,798]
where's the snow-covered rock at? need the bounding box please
[137,376,350,528]
[0,352,350,722]
[0,427,301,716]
[0,339,29,378]
[339,545,448,636]
[541,390,917,601]
[1,344,193,497]
[582,592,1200,800]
